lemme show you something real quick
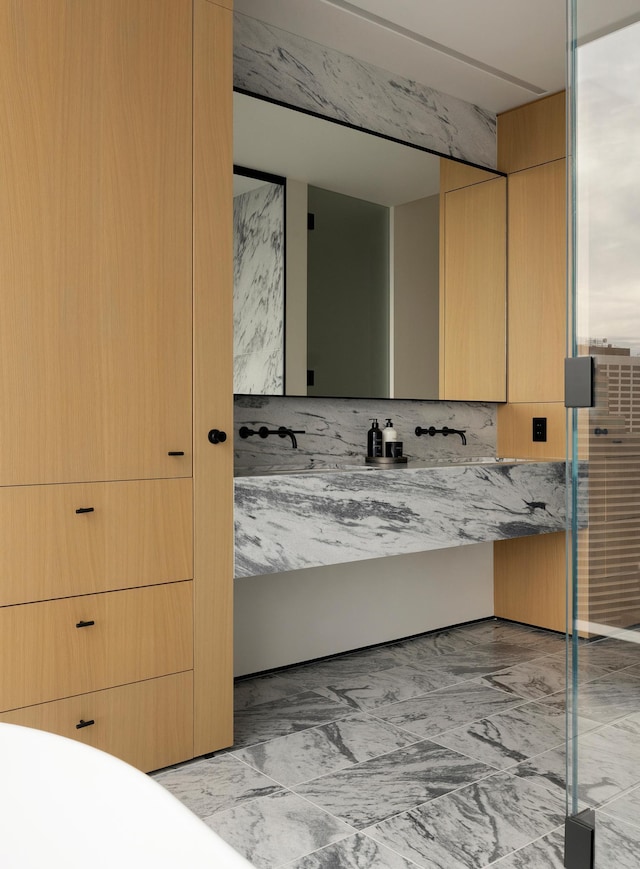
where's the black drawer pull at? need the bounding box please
[76,719,95,730]
[168,451,185,456]
[76,620,95,628]
[75,507,94,514]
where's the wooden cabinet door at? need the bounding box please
[0,0,192,485]
[441,177,507,401]
[508,159,566,402]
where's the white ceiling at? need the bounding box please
[234,0,640,114]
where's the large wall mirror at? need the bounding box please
[233,91,499,400]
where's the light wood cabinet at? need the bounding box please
[0,0,233,771]
[508,159,567,403]
[0,673,194,773]
[0,0,193,486]
[440,176,507,401]
[0,479,192,607]
[0,582,193,712]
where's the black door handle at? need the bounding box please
[208,429,227,444]
[75,507,94,514]
[76,620,95,628]
[76,719,95,730]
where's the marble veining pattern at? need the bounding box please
[154,618,640,868]
[367,771,565,869]
[234,395,496,474]
[234,182,285,395]
[234,460,565,577]
[293,741,492,829]
[233,712,418,787]
[233,14,496,169]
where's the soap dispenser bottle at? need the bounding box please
[382,418,398,457]
[367,419,383,458]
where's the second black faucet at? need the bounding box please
[239,425,305,449]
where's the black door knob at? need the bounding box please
[208,429,227,444]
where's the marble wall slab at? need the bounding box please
[233,13,497,169]
[234,460,566,578]
[234,182,285,395]
[234,395,496,474]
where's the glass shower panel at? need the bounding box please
[568,4,640,862]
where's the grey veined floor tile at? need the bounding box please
[600,782,640,831]
[478,654,609,701]
[432,699,595,771]
[233,690,352,749]
[416,643,543,679]
[542,670,640,724]
[487,827,565,869]
[293,740,492,829]
[315,664,462,712]
[284,832,421,869]
[152,753,283,818]
[235,673,309,712]
[366,771,565,869]
[233,712,418,787]
[374,681,524,739]
[510,719,640,807]
[594,812,640,869]
[204,790,354,869]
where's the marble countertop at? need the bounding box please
[234,460,569,578]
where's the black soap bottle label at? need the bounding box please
[367,419,383,457]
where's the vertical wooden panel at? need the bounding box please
[508,160,567,403]
[441,177,506,401]
[0,0,192,485]
[497,92,566,173]
[193,0,234,755]
[497,402,567,460]
[494,533,567,633]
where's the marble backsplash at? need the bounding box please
[234,395,496,474]
[233,13,497,170]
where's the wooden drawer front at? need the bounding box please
[0,582,193,711]
[0,478,193,607]
[0,672,193,773]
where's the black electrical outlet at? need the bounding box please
[532,417,547,442]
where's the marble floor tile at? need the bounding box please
[510,721,640,807]
[600,783,640,831]
[555,641,639,673]
[478,654,608,701]
[367,771,565,869]
[280,651,404,692]
[315,664,462,712]
[293,741,491,829]
[387,626,486,664]
[541,670,640,724]
[594,812,640,869]
[204,790,354,869]
[233,690,352,749]
[233,712,417,787]
[460,620,555,647]
[374,681,524,739]
[432,700,592,771]
[284,832,420,868]
[152,753,282,818]
[418,643,543,679]
[235,673,308,712]
[487,828,564,868]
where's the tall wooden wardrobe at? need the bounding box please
[0,0,233,771]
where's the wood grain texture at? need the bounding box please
[193,0,234,755]
[441,177,506,401]
[497,402,567,459]
[440,158,500,193]
[508,159,567,402]
[497,92,566,173]
[0,581,193,712]
[494,532,567,633]
[0,479,192,607]
[0,0,192,484]
[0,672,193,773]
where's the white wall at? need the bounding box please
[234,542,494,676]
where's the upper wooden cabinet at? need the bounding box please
[0,0,193,485]
[440,173,507,402]
[508,159,567,403]
[497,92,566,173]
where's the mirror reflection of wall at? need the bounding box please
[233,172,285,395]
[233,91,446,400]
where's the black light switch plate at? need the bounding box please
[533,417,547,442]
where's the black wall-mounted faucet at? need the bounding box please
[415,425,467,446]
[239,425,305,449]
